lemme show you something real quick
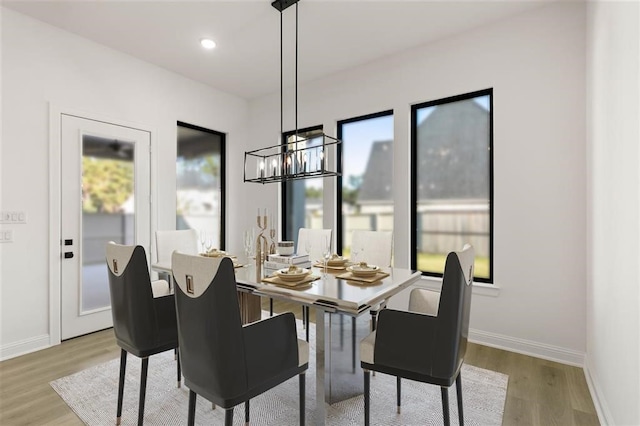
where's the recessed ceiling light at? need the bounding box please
[200,38,216,50]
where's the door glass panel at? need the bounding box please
[82,136,135,312]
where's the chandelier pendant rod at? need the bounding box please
[280,10,283,137]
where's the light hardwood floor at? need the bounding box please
[0,300,599,425]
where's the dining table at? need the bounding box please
[235,261,421,425]
[152,257,421,425]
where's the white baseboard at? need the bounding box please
[469,328,585,367]
[0,334,51,361]
[583,355,614,425]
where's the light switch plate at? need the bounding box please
[0,211,26,224]
[0,229,13,243]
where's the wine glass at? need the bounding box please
[322,236,332,275]
[199,230,206,253]
[204,234,213,253]
[244,229,255,259]
[351,245,361,263]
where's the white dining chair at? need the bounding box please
[155,229,199,264]
[153,229,199,288]
[296,228,332,262]
[351,230,394,359]
[351,230,393,268]
[295,228,332,339]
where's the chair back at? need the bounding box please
[155,229,199,264]
[172,252,247,400]
[432,244,474,379]
[351,230,393,267]
[105,242,158,352]
[296,228,332,261]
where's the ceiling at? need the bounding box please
[3,0,553,100]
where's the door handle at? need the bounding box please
[64,252,74,259]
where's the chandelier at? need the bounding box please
[243,0,342,184]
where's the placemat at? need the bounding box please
[200,252,237,259]
[262,274,320,287]
[336,270,390,283]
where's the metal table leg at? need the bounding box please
[315,308,327,425]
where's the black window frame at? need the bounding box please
[410,88,494,283]
[280,124,324,242]
[336,109,394,255]
[176,121,226,250]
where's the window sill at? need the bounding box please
[418,275,501,297]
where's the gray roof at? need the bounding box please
[357,99,490,203]
[357,140,393,203]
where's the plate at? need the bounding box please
[327,256,348,267]
[201,250,228,258]
[347,264,380,278]
[274,267,311,282]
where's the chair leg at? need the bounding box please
[370,311,377,377]
[176,350,181,388]
[187,390,197,426]
[245,400,250,425]
[225,407,234,426]
[269,298,273,316]
[305,307,310,342]
[456,374,464,426]
[397,377,401,414]
[116,349,127,425]
[138,357,149,426]
[299,373,306,426]
[351,317,356,373]
[441,386,450,426]
[364,370,371,426]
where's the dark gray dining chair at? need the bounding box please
[172,252,308,426]
[105,242,180,426]
[360,244,474,425]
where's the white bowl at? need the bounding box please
[347,264,380,278]
[275,267,310,282]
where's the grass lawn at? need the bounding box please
[342,248,489,280]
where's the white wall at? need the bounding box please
[586,1,640,424]
[248,2,587,363]
[0,8,249,358]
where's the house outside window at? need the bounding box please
[411,89,493,282]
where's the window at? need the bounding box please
[337,111,394,257]
[411,89,493,282]
[281,125,324,246]
[176,122,226,249]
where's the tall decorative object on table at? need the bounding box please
[243,0,341,185]
[255,208,274,280]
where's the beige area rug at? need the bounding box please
[51,321,508,425]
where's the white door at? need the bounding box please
[61,115,151,340]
